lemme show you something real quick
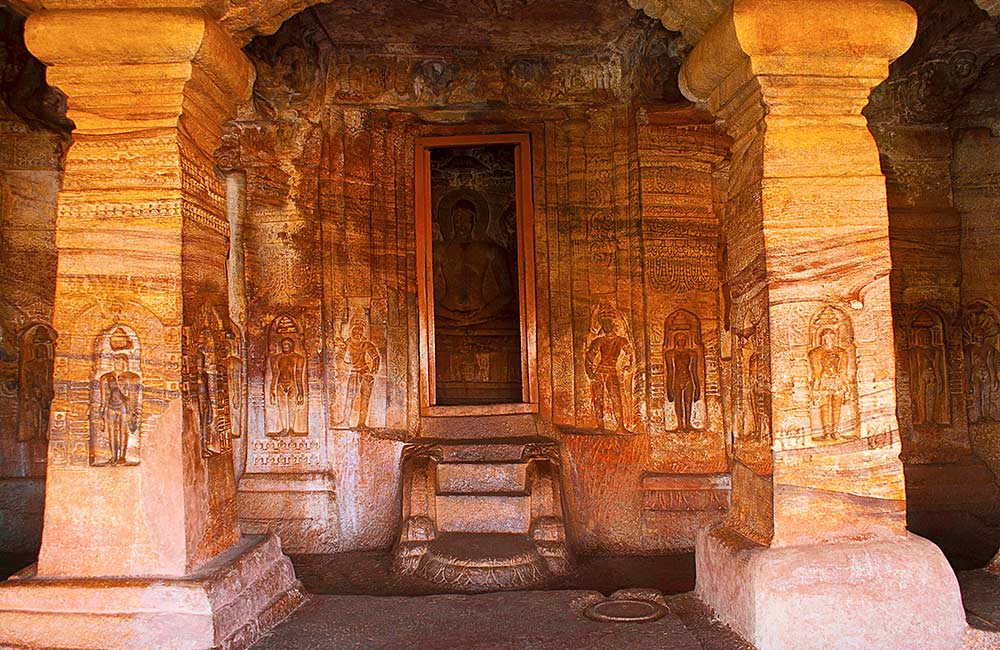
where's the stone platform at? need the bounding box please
[696,526,968,650]
[0,534,305,650]
[394,435,570,591]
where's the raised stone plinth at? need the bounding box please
[0,534,305,650]
[696,526,968,650]
[394,434,570,591]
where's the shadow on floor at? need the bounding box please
[289,551,696,597]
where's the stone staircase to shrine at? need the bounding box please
[393,416,570,591]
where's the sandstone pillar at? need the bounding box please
[678,2,967,649]
[0,9,303,650]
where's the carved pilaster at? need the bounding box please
[24,8,255,577]
[681,0,917,547]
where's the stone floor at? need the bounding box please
[251,591,754,650]
[6,551,1000,649]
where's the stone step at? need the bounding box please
[424,436,557,462]
[436,462,528,494]
[435,494,531,534]
[420,413,539,439]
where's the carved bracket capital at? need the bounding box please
[679,0,917,123]
[24,9,253,134]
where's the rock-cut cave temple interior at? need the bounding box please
[3,0,1000,649]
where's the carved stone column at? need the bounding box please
[0,9,304,650]
[679,2,967,649]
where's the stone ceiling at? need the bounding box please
[306,0,652,52]
[4,0,724,46]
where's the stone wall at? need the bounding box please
[219,9,737,554]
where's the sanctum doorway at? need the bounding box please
[416,134,538,414]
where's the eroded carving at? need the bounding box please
[963,302,1000,424]
[16,324,55,442]
[585,302,635,434]
[808,307,859,441]
[90,325,142,466]
[907,308,950,427]
[335,316,380,429]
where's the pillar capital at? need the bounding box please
[23,8,253,136]
[680,0,916,122]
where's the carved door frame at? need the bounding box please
[415,133,539,416]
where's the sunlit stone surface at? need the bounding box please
[0,0,999,648]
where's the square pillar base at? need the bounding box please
[696,526,967,650]
[0,534,305,650]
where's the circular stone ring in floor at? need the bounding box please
[584,597,668,623]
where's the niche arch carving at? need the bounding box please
[16,323,56,442]
[906,306,950,428]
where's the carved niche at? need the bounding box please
[963,302,1000,424]
[584,300,637,434]
[89,325,143,467]
[662,310,706,432]
[807,307,859,442]
[906,307,950,427]
[16,323,55,442]
[265,315,308,437]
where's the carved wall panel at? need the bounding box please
[221,12,714,555]
[637,111,729,478]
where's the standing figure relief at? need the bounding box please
[17,324,55,443]
[266,313,309,437]
[270,337,306,436]
[806,307,859,442]
[907,308,949,427]
[585,303,634,434]
[964,303,1000,424]
[90,325,143,467]
[662,310,706,432]
[335,319,380,429]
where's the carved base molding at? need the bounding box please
[0,534,305,650]
[696,527,967,650]
[237,472,339,553]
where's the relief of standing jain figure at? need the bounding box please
[808,327,856,441]
[89,326,143,467]
[269,337,307,436]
